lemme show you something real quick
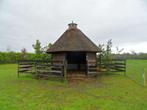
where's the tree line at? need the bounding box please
[113,53,147,60]
[0,52,51,63]
[0,39,147,64]
[0,40,52,63]
[97,39,147,61]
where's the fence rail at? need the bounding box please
[97,59,126,74]
[18,59,126,79]
[18,60,64,78]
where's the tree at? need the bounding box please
[41,43,52,53]
[21,48,27,60]
[97,39,113,72]
[106,39,112,61]
[32,40,42,54]
[116,46,124,54]
[98,39,113,61]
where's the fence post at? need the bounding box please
[124,60,126,76]
[63,60,67,80]
[18,61,19,78]
[34,61,37,79]
[99,53,102,72]
[142,68,146,86]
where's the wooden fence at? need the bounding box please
[97,59,126,74]
[18,59,126,79]
[18,60,64,78]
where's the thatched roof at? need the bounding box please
[47,23,99,53]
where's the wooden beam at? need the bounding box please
[63,60,67,80]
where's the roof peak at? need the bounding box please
[68,22,78,30]
[47,23,99,53]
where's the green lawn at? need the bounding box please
[126,60,147,85]
[0,60,147,110]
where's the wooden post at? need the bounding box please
[142,68,146,86]
[34,61,37,78]
[63,60,67,80]
[86,54,88,76]
[86,60,88,76]
[17,62,19,78]
[99,53,102,72]
[124,60,126,76]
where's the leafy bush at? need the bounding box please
[0,52,51,63]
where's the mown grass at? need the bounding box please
[0,60,147,110]
[126,60,147,85]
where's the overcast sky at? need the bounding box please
[0,0,147,53]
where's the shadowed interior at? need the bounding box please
[66,52,86,71]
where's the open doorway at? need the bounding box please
[66,52,86,72]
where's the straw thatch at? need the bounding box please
[47,23,99,53]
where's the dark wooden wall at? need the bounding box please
[52,52,97,68]
[86,52,97,66]
[52,53,65,65]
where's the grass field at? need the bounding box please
[126,60,147,85]
[0,60,147,110]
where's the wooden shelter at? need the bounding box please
[17,23,126,79]
[47,22,100,76]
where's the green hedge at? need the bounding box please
[0,52,51,63]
